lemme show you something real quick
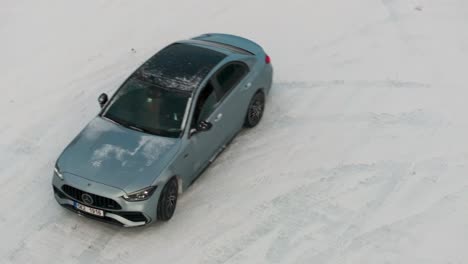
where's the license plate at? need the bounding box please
[73,201,104,217]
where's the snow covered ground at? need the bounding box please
[1,0,468,263]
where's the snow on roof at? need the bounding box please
[135,43,226,92]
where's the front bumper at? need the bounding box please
[52,173,160,227]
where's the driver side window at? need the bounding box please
[192,81,218,128]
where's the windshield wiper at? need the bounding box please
[128,125,144,132]
[103,114,180,137]
[102,114,129,128]
[103,114,143,133]
[129,124,179,137]
[107,116,146,134]
[128,124,162,135]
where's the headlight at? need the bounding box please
[54,165,64,180]
[122,186,157,202]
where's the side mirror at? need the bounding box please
[98,93,108,108]
[190,121,212,137]
[197,120,212,131]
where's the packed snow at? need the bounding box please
[1,0,468,263]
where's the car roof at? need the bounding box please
[134,43,227,93]
[183,39,255,56]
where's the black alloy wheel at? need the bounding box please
[157,177,178,221]
[244,91,265,128]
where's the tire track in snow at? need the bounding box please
[200,80,437,263]
[193,79,431,264]
[294,161,414,264]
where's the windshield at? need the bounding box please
[102,76,191,138]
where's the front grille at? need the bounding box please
[53,186,66,198]
[62,185,122,210]
[116,212,147,222]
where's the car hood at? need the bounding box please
[57,117,180,193]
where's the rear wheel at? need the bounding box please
[157,177,178,221]
[244,91,265,128]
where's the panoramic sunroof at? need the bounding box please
[136,43,227,92]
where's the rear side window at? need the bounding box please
[216,63,248,98]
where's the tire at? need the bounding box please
[157,177,178,221]
[244,91,265,128]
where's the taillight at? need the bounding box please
[265,54,271,64]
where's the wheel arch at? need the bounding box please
[165,174,183,194]
[255,87,266,95]
[174,175,183,194]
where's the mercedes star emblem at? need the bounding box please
[81,193,94,205]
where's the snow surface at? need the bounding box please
[1,0,468,263]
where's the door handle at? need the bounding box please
[214,113,223,122]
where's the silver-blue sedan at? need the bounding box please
[52,33,273,227]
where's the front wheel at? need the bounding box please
[157,177,178,221]
[244,91,265,128]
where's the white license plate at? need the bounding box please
[74,201,104,217]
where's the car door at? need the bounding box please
[211,62,250,143]
[185,80,225,180]
[176,62,250,185]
